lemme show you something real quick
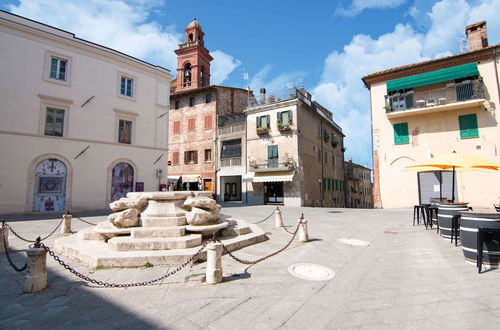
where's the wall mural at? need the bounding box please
[33,158,67,212]
[111,162,134,201]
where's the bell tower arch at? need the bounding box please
[174,18,213,91]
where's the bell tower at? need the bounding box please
[174,18,213,92]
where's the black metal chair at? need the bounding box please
[450,214,460,246]
[426,205,438,230]
[477,227,500,273]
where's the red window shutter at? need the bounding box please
[173,152,179,165]
[204,115,212,130]
[188,118,195,131]
[173,121,180,134]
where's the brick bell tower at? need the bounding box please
[174,18,213,92]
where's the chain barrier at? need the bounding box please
[33,234,216,288]
[5,218,63,243]
[1,221,27,272]
[216,221,300,265]
[72,215,97,226]
[282,225,296,235]
[255,207,278,224]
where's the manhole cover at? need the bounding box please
[338,238,370,246]
[287,263,335,281]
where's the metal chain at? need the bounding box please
[216,222,300,265]
[72,216,97,226]
[1,222,27,272]
[255,208,278,224]
[6,218,63,243]
[35,236,215,288]
[282,225,296,235]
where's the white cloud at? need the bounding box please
[335,0,408,17]
[210,50,242,85]
[249,64,306,96]
[315,0,499,166]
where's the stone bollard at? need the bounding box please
[206,243,223,284]
[25,247,47,293]
[274,206,284,228]
[0,226,8,253]
[61,212,72,234]
[298,215,309,243]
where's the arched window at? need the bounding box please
[200,66,205,86]
[188,33,194,42]
[111,162,134,201]
[33,158,67,212]
[184,63,192,87]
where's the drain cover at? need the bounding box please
[287,263,335,281]
[338,238,370,246]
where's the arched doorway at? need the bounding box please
[111,162,134,201]
[33,158,67,212]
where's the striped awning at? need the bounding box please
[387,62,479,92]
[252,171,295,183]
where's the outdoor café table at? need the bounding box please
[459,211,500,269]
[437,202,469,240]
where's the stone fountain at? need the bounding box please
[54,191,267,268]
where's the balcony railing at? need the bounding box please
[385,79,485,113]
[218,122,245,135]
[249,157,295,172]
[220,157,242,167]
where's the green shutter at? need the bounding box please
[327,179,331,191]
[459,114,478,138]
[387,62,479,92]
[394,123,409,144]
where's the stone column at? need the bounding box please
[206,243,223,284]
[0,226,8,253]
[274,207,283,228]
[25,247,47,293]
[298,218,309,243]
[61,213,72,234]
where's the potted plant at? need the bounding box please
[383,105,392,111]
[256,126,269,135]
[277,121,293,131]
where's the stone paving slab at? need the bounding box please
[1,206,499,329]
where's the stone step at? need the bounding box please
[107,234,202,251]
[140,216,187,227]
[222,224,252,236]
[130,226,185,238]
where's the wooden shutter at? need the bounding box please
[277,112,282,123]
[394,123,409,144]
[204,115,212,130]
[266,115,270,128]
[184,151,189,164]
[459,114,478,138]
[256,116,261,128]
[173,121,180,134]
[193,151,198,164]
[188,118,195,131]
[288,110,292,124]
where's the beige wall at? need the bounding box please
[0,12,171,214]
[371,58,500,208]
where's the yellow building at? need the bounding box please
[363,21,500,209]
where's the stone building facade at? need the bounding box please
[0,11,171,214]
[245,88,345,207]
[344,159,373,208]
[167,20,249,194]
[363,21,500,209]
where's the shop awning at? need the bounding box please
[252,171,295,183]
[167,175,180,180]
[386,62,479,92]
[181,174,201,182]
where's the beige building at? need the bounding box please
[245,88,345,207]
[363,21,500,209]
[0,11,172,214]
[344,159,373,208]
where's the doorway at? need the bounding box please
[33,158,67,212]
[264,182,284,204]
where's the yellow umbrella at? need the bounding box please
[405,151,500,202]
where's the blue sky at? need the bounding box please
[3,0,499,167]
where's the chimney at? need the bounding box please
[466,21,488,51]
[259,88,266,104]
[349,157,353,163]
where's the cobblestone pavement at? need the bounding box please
[1,206,499,329]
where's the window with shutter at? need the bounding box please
[173,121,180,135]
[204,115,212,130]
[188,118,196,132]
[458,114,478,138]
[393,122,409,144]
[173,152,179,165]
[193,151,198,164]
[268,145,278,167]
